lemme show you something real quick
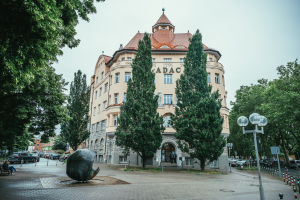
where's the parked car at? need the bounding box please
[289,160,300,169]
[50,154,60,160]
[45,154,50,159]
[59,154,69,162]
[8,152,37,164]
[30,153,40,162]
[236,159,246,167]
[230,162,236,167]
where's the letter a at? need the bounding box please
[156,67,161,73]
[169,68,174,73]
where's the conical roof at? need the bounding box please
[154,12,173,26]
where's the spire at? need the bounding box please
[152,9,175,33]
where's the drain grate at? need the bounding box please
[219,189,234,192]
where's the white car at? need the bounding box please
[236,159,246,166]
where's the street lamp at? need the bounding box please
[237,113,267,200]
[227,143,233,172]
[107,139,114,167]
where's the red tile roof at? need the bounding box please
[154,13,173,26]
[103,55,112,64]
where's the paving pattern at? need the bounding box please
[0,159,297,200]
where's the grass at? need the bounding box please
[236,166,259,170]
[123,167,162,172]
[64,159,67,164]
[183,169,224,175]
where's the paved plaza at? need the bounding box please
[0,158,297,199]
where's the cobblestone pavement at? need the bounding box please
[0,159,297,200]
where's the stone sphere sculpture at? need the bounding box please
[66,149,100,182]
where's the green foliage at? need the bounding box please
[52,135,67,151]
[56,150,65,155]
[0,65,69,150]
[123,167,162,172]
[61,70,90,151]
[0,0,105,89]
[115,33,165,169]
[171,30,226,170]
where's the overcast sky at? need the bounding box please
[53,0,300,134]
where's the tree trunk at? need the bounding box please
[142,155,146,169]
[281,133,290,165]
[200,158,205,171]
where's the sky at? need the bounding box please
[53,0,300,134]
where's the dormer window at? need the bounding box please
[127,57,132,61]
[209,58,213,61]
[121,57,125,61]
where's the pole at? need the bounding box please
[276,150,282,179]
[254,125,265,200]
[229,147,232,172]
[109,140,111,167]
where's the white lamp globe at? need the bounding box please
[237,116,249,127]
[258,116,268,127]
[249,113,260,125]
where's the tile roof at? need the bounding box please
[154,13,173,26]
[103,55,112,64]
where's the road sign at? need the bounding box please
[271,146,280,155]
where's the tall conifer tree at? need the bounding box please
[115,33,165,168]
[171,30,226,170]
[61,70,90,151]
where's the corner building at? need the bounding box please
[86,11,230,169]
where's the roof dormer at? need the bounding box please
[152,8,175,33]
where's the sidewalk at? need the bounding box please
[0,162,297,200]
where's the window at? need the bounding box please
[152,58,156,62]
[119,156,127,163]
[95,91,97,99]
[101,120,106,130]
[110,75,113,85]
[125,72,131,82]
[177,46,183,49]
[163,58,172,62]
[105,83,108,92]
[36,148,38,151]
[209,57,213,61]
[186,158,194,166]
[215,73,220,84]
[94,107,96,115]
[180,58,185,63]
[114,115,118,126]
[98,104,101,113]
[96,77,98,83]
[36,144,39,146]
[100,139,104,149]
[164,115,172,127]
[121,57,125,61]
[222,75,225,86]
[115,73,120,83]
[207,73,211,83]
[103,101,107,110]
[96,122,100,132]
[164,94,173,105]
[164,74,172,84]
[37,140,40,142]
[99,88,102,96]
[127,57,132,61]
[114,94,119,104]
[124,93,127,102]
[162,27,165,30]
[101,72,104,79]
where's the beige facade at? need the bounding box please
[85,11,229,168]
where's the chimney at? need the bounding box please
[119,44,123,50]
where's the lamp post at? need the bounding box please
[107,139,113,167]
[227,143,233,172]
[237,113,268,200]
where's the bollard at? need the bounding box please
[56,160,58,166]
[35,160,37,167]
[279,193,283,199]
[283,173,285,182]
[294,188,298,199]
[188,165,189,172]
[47,159,48,166]
[20,159,23,167]
[125,164,126,170]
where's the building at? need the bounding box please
[85,10,230,169]
[34,136,42,152]
[41,137,56,153]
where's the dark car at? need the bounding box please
[31,154,40,162]
[50,154,60,160]
[59,154,69,162]
[8,152,37,164]
[45,154,50,159]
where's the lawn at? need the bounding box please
[182,169,224,175]
[123,167,162,172]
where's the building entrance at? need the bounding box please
[161,143,175,162]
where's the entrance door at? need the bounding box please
[161,143,175,162]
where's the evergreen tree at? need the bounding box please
[52,135,67,151]
[115,33,165,168]
[171,30,226,170]
[61,70,90,151]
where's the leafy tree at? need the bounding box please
[52,135,67,151]
[61,70,90,151]
[0,0,105,90]
[0,65,69,150]
[115,33,165,168]
[171,30,226,170]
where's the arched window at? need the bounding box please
[95,139,98,149]
[164,115,172,127]
[100,139,104,149]
[90,141,93,149]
